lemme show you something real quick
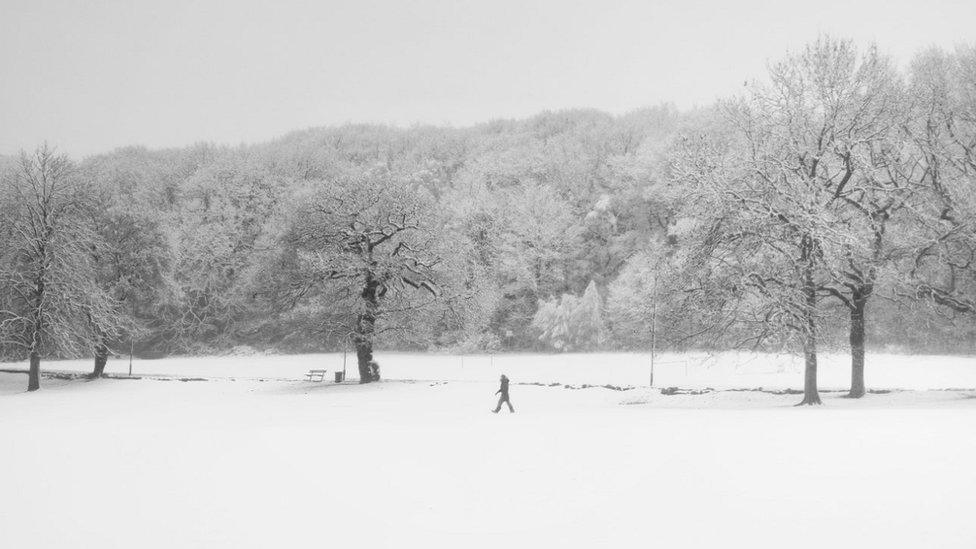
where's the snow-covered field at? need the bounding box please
[7,349,976,390]
[2,352,976,548]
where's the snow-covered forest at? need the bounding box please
[1,38,975,399]
[3,0,976,542]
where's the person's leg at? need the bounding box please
[506,398,514,413]
[493,396,504,413]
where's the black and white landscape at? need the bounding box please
[1,1,975,548]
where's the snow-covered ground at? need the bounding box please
[2,353,976,548]
[6,349,976,390]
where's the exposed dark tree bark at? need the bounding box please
[847,289,867,398]
[800,338,820,405]
[28,270,46,392]
[92,342,109,378]
[28,351,40,392]
[914,285,975,313]
[825,261,879,399]
[798,237,822,406]
[354,278,380,383]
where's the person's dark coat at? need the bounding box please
[493,375,514,413]
[496,377,509,399]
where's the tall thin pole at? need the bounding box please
[128,340,133,376]
[650,275,657,388]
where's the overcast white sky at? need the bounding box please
[1,0,974,157]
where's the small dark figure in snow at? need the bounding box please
[492,374,515,413]
[368,360,381,382]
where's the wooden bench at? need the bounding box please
[305,369,328,382]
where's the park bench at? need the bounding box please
[305,369,328,382]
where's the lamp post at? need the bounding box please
[650,275,657,388]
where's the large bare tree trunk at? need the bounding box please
[29,264,45,392]
[92,343,109,378]
[797,237,822,406]
[798,333,821,405]
[848,290,867,398]
[28,351,41,392]
[354,329,374,383]
[354,279,379,384]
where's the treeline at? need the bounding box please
[1,38,974,397]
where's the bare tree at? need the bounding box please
[272,168,458,383]
[783,40,913,398]
[904,47,976,318]
[674,132,835,404]
[673,38,907,404]
[82,164,171,376]
[0,145,126,391]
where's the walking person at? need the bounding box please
[492,374,515,413]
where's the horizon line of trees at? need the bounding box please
[1,36,974,402]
